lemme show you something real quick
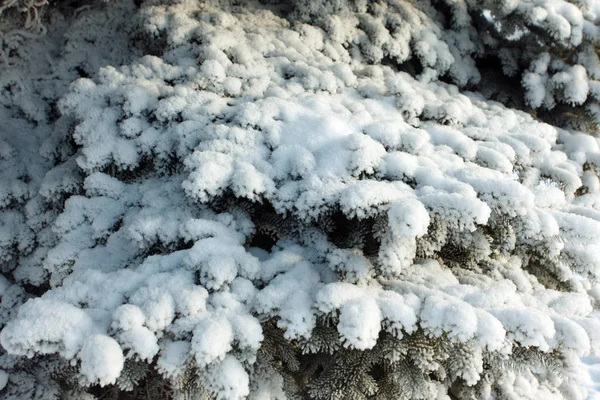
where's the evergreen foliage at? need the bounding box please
[2,0,600,399]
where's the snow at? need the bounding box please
[156,340,191,380]
[2,0,600,398]
[583,356,600,400]
[0,299,96,359]
[420,294,479,342]
[201,355,250,400]
[192,317,233,367]
[0,369,8,391]
[79,334,124,386]
[256,260,321,339]
[337,297,382,350]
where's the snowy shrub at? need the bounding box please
[2,0,600,399]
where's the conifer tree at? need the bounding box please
[2,0,600,399]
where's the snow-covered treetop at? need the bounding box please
[2,0,600,399]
